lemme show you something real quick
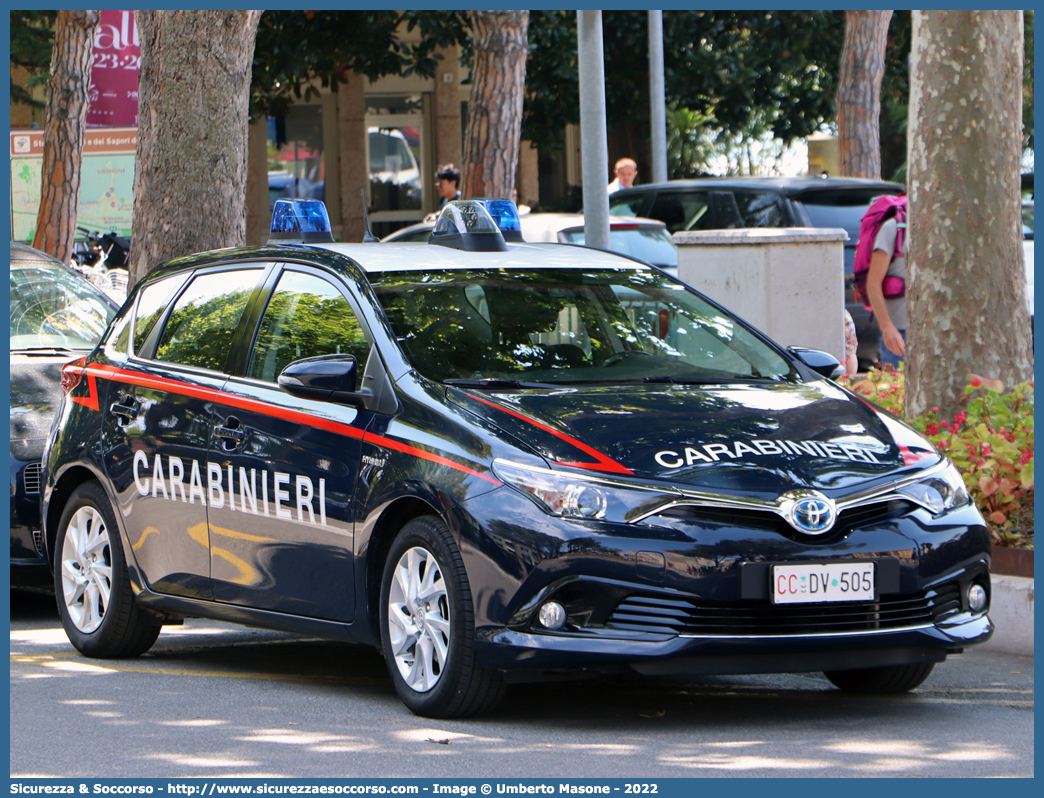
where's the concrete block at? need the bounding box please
[982,575,1034,656]
[675,228,848,362]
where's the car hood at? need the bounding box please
[449,380,938,498]
[10,354,69,461]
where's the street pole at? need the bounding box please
[577,10,609,250]
[648,11,668,184]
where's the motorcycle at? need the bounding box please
[72,226,131,301]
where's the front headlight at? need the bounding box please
[896,460,971,515]
[492,459,679,523]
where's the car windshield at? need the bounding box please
[10,259,116,351]
[369,267,796,384]
[559,226,678,269]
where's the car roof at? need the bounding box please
[313,240,649,273]
[10,240,69,269]
[612,176,905,197]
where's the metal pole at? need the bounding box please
[577,10,609,250]
[648,11,668,184]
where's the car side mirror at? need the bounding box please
[278,355,372,408]
[788,347,846,380]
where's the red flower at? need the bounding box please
[971,379,982,387]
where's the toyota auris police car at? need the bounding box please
[42,198,992,718]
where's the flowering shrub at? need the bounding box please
[846,369,1034,549]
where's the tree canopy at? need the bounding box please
[10,11,57,109]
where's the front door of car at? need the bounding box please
[206,266,373,621]
[102,266,269,600]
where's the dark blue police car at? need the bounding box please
[42,199,992,718]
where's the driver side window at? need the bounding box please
[248,271,370,383]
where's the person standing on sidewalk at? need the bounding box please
[435,164,462,208]
[867,214,907,368]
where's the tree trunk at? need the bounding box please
[462,11,529,200]
[129,10,261,286]
[835,10,892,179]
[906,11,1032,418]
[31,10,99,264]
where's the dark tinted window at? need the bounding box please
[132,274,189,354]
[731,191,786,228]
[154,270,261,371]
[248,271,370,383]
[648,191,711,232]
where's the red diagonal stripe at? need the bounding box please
[468,394,633,475]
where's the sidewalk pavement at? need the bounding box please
[982,574,1034,656]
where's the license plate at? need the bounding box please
[771,563,875,604]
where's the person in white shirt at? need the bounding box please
[607,157,637,193]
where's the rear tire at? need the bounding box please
[379,516,504,718]
[54,481,160,658]
[824,662,935,694]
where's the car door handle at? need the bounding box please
[214,417,245,449]
[110,395,138,425]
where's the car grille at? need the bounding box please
[655,499,915,540]
[22,462,42,495]
[604,581,962,636]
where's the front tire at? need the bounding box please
[824,662,935,694]
[379,516,504,718]
[54,481,160,658]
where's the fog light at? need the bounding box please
[538,601,567,630]
[968,583,988,613]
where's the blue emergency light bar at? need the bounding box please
[269,199,335,244]
[429,198,522,251]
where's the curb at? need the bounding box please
[981,574,1034,656]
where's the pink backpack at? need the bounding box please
[853,194,906,311]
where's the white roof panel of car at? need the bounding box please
[310,241,653,273]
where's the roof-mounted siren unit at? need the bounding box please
[269,199,335,245]
[428,199,523,251]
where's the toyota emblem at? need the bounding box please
[781,491,837,535]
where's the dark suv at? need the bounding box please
[609,177,905,370]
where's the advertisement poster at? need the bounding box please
[10,127,137,242]
[85,9,140,128]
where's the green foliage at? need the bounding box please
[250,10,469,120]
[849,369,1034,548]
[665,104,717,178]
[9,11,56,109]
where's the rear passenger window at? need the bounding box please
[132,273,189,355]
[608,194,645,217]
[154,269,261,371]
[248,271,370,383]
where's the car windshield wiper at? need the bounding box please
[444,378,562,390]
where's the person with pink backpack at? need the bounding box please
[853,194,908,369]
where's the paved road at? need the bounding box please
[10,589,1034,779]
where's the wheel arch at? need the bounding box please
[362,494,445,647]
[45,464,107,566]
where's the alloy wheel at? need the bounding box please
[386,546,451,692]
[60,505,113,633]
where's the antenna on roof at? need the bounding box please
[361,189,380,243]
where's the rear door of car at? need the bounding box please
[205,263,375,621]
[102,264,272,600]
